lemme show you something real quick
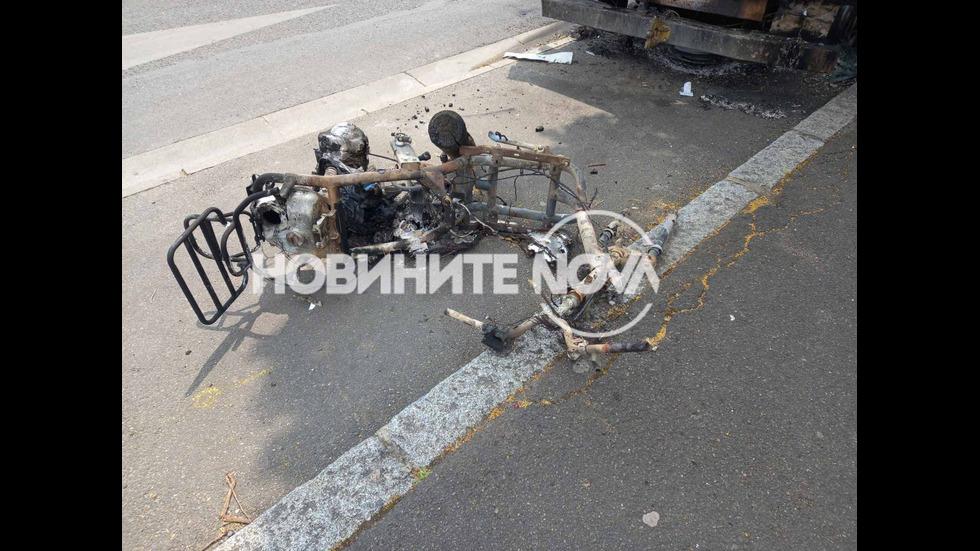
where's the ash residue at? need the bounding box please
[571,26,842,116]
[572,25,602,40]
[579,28,637,57]
[578,27,748,78]
[647,46,748,78]
[698,94,787,119]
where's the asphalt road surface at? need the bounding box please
[350,121,858,550]
[122,0,550,158]
[121,17,850,549]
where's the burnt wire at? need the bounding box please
[481,168,586,205]
[368,152,399,163]
[518,170,597,211]
[514,173,520,206]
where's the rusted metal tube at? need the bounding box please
[445,308,485,329]
[498,315,544,339]
[576,210,629,290]
[487,131,546,152]
[466,203,572,223]
[486,166,499,223]
[458,145,569,167]
[575,210,601,257]
[545,164,561,223]
[584,341,651,354]
[554,318,586,357]
[291,157,470,189]
[323,182,344,253]
[553,292,582,316]
[646,213,677,260]
[561,163,588,203]
[458,146,587,204]
[597,219,620,249]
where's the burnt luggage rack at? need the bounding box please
[167,206,258,325]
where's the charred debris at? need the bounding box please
[167,111,676,360]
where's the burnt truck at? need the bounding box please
[542,0,857,74]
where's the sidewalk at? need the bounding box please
[348,122,858,549]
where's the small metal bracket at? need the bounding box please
[391,133,420,169]
[644,17,671,49]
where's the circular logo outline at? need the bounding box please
[536,209,657,338]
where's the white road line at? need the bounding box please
[122,6,334,70]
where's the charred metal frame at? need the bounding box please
[168,119,676,359]
[166,208,257,324]
[541,0,840,72]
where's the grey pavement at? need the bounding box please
[123,0,329,34]
[122,28,849,550]
[122,0,551,158]
[347,121,858,550]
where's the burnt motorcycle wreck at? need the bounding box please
[167,110,676,359]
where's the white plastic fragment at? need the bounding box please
[680,82,694,97]
[503,51,573,64]
[730,314,735,321]
[642,511,660,527]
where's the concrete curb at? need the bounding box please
[218,82,856,550]
[379,326,564,468]
[121,22,575,198]
[647,179,760,272]
[221,436,416,549]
